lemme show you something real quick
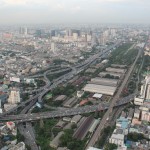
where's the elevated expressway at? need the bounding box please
[0,94,135,122]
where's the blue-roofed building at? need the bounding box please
[0,94,8,103]
[125,140,132,148]
[116,117,131,135]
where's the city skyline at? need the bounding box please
[0,0,150,24]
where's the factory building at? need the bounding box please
[73,116,94,140]
[106,67,126,74]
[50,132,64,148]
[71,115,82,124]
[109,134,124,147]
[90,77,119,87]
[9,142,25,150]
[89,119,100,133]
[84,84,117,96]
[63,97,77,108]
[99,71,122,78]
[111,64,127,68]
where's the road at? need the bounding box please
[0,41,123,150]
[18,124,39,150]
[0,94,135,122]
[1,41,122,118]
[86,48,142,149]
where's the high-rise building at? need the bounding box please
[141,111,150,122]
[146,84,150,100]
[141,76,150,99]
[87,34,92,42]
[73,33,78,40]
[51,30,56,37]
[51,42,56,54]
[8,88,20,104]
[19,27,28,35]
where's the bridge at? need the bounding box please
[0,94,135,123]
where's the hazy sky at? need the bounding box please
[0,0,150,24]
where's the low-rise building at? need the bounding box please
[54,95,67,101]
[99,71,122,78]
[63,97,78,108]
[127,108,134,120]
[63,117,71,122]
[55,121,66,128]
[77,91,84,98]
[90,77,119,87]
[133,108,140,119]
[83,84,117,96]
[106,67,126,74]
[57,147,69,150]
[9,142,25,150]
[87,147,102,150]
[50,132,64,149]
[134,97,144,106]
[109,134,124,147]
[141,111,150,122]
[71,115,82,124]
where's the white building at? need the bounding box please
[134,97,144,106]
[77,91,84,98]
[109,134,124,147]
[141,111,150,122]
[4,103,17,112]
[87,147,102,150]
[8,88,20,104]
[106,67,126,74]
[84,84,117,96]
[50,132,64,148]
[146,84,150,100]
[9,142,25,150]
[51,42,56,54]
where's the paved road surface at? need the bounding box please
[86,48,142,149]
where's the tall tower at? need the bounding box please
[51,42,57,54]
[8,88,20,104]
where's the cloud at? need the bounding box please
[4,0,27,5]
[0,0,150,24]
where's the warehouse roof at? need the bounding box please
[50,132,64,148]
[71,115,82,124]
[106,67,126,74]
[63,97,77,107]
[99,71,122,78]
[91,77,119,87]
[84,84,117,96]
[54,95,67,101]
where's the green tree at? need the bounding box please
[104,143,117,150]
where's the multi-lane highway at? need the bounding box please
[1,41,121,118]
[0,41,123,150]
[0,94,135,122]
[86,48,142,149]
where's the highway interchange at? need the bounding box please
[0,94,135,122]
[1,40,137,150]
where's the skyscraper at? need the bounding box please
[8,88,20,104]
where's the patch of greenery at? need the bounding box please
[60,129,87,150]
[34,119,58,150]
[127,132,148,142]
[104,143,117,150]
[97,126,115,148]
